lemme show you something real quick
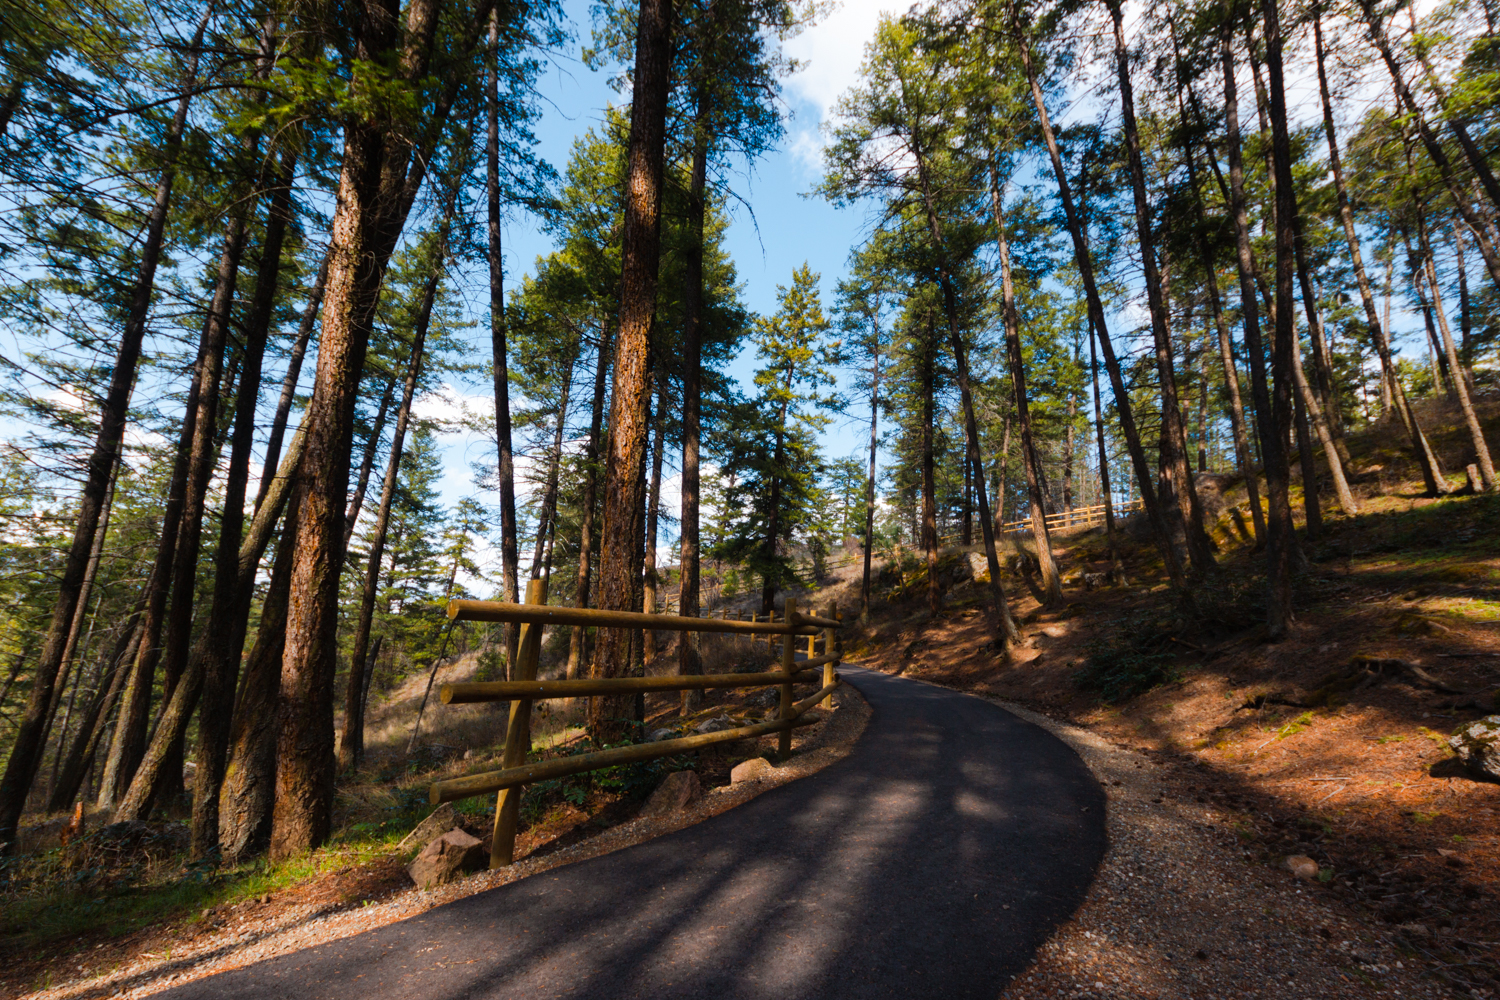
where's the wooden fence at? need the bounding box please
[430,585,844,868]
[996,497,1145,535]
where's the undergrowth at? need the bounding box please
[1075,610,1180,703]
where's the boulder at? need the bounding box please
[397,802,457,851]
[407,828,486,889]
[730,757,774,784]
[640,770,703,820]
[1449,715,1500,782]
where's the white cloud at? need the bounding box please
[783,0,907,125]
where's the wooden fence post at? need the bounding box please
[779,598,796,760]
[490,577,547,868]
[821,601,838,709]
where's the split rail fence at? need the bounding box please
[429,584,844,869]
[996,497,1145,535]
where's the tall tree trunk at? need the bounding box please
[1107,0,1213,578]
[0,9,210,850]
[1008,0,1186,591]
[991,171,1062,606]
[1087,315,1125,583]
[944,292,1021,647]
[269,0,479,851]
[151,159,255,816]
[1291,315,1359,516]
[1456,221,1476,378]
[1290,343,1324,541]
[45,622,138,813]
[860,325,881,619]
[1416,213,1498,490]
[568,320,612,682]
[762,397,787,616]
[337,238,440,774]
[488,9,521,675]
[342,374,397,550]
[220,482,300,863]
[1258,0,1307,636]
[678,65,711,711]
[642,375,665,658]
[1313,11,1447,493]
[588,0,672,745]
[919,310,941,616]
[530,355,575,580]
[254,253,326,511]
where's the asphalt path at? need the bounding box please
[161,666,1106,1000]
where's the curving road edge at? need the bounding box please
[161,666,1107,1000]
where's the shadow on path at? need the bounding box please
[160,666,1106,1000]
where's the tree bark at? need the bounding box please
[530,354,575,581]
[589,0,672,745]
[678,67,710,710]
[0,9,210,850]
[860,315,881,619]
[919,310,941,616]
[1087,314,1125,583]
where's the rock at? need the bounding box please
[966,552,990,584]
[748,688,779,709]
[397,803,457,851]
[693,715,736,735]
[647,728,678,743]
[730,757,774,784]
[406,828,485,889]
[1449,715,1500,781]
[1286,855,1320,880]
[1396,922,1432,938]
[640,770,702,820]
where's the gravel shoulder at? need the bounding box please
[989,698,1451,999]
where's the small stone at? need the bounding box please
[640,770,702,820]
[1286,855,1320,880]
[646,728,678,743]
[693,715,736,735]
[406,828,485,889]
[730,757,774,784]
[1448,715,1500,782]
[1396,922,1431,938]
[397,802,457,851]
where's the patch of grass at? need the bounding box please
[1275,711,1316,740]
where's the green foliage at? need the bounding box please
[1074,612,1179,703]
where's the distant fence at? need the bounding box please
[996,498,1145,535]
[430,586,843,869]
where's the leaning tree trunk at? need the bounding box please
[568,319,612,682]
[1087,316,1126,583]
[990,171,1062,606]
[1313,10,1448,495]
[1008,0,1185,591]
[0,11,211,849]
[588,0,672,745]
[1416,212,1497,490]
[860,329,881,619]
[530,354,576,581]
[342,373,397,549]
[255,253,326,511]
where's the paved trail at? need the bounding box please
[163,667,1106,1000]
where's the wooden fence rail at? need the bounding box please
[436,590,843,868]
